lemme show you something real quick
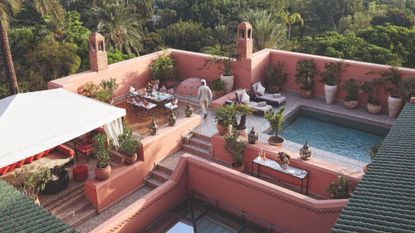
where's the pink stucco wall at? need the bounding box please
[92,154,348,233]
[211,134,362,199]
[84,115,201,212]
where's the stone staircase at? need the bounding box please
[144,165,173,189]
[182,133,212,159]
[42,184,96,228]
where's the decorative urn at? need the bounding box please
[299,142,311,161]
[185,104,193,117]
[149,119,158,135]
[168,112,176,126]
[276,151,290,167]
[248,127,258,144]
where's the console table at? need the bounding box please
[252,156,309,195]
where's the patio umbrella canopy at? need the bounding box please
[0,88,126,168]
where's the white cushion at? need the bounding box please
[257,101,267,107]
[241,90,250,105]
[129,86,136,93]
[256,83,266,96]
[273,93,281,98]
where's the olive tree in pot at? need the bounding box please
[233,104,253,137]
[379,67,402,117]
[320,61,346,104]
[93,133,112,180]
[210,79,225,99]
[118,128,142,165]
[149,52,177,88]
[326,176,351,199]
[18,167,52,204]
[295,59,317,98]
[342,78,359,109]
[264,62,288,93]
[224,130,246,172]
[363,142,381,173]
[215,104,236,135]
[264,107,285,146]
[360,79,382,114]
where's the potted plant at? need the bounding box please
[215,104,236,135]
[379,67,402,117]
[224,130,246,172]
[149,52,177,88]
[360,79,382,114]
[80,78,119,103]
[326,176,351,199]
[295,59,317,98]
[211,79,225,99]
[320,61,346,104]
[185,104,193,117]
[118,127,141,165]
[93,133,111,180]
[149,119,158,135]
[342,78,359,109]
[18,166,52,204]
[401,77,415,103]
[264,107,285,146]
[233,104,253,137]
[264,62,288,93]
[363,142,381,173]
[168,112,176,126]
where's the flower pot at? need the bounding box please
[367,103,382,114]
[235,128,247,137]
[268,136,285,146]
[363,164,369,173]
[124,153,137,165]
[34,195,40,205]
[212,90,224,100]
[217,123,230,135]
[231,163,245,172]
[95,165,111,180]
[220,74,234,93]
[267,85,280,93]
[388,96,402,118]
[324,84,337,104]
[343,100,358,109]
[300,89,312,99]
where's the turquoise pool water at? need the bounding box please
[280,115,386,163]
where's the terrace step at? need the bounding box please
[43,185,85,212]
[189,136,211,150]
[182,143,211,159]
[50,189,86,215]
[60,198,94,222]
[156,164,173,175]
[145,176,165,189]
[65,204,96,228]
[191,132,211,142]
[151,169,171,182]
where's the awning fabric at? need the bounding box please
[0,88,126,168]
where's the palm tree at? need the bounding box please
[280,12,304,40]
[91,1,142,55]
[0,0,64,95]
[242,10,290,51]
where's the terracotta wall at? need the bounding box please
[269,49,415,108]
[90,154,348,233]
[211,134,362,199]
[84,115,201,212]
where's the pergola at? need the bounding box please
[0,88,126,168]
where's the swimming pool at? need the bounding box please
[267,108,389,163]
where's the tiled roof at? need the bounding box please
[332,103,415,233]
[0,180,75,233]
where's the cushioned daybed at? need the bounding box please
[251,81,286,107]
[235,89,272,115]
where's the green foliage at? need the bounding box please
[93,133,111,168]
[201,44,236,76]
[62,11,90,43]
[360,79,380,105]
[369,142,382,160]
[161,20,209,52]
[140,32,165,55]
[149,52,176,83]
[210,79,224,91]
[264,62,288,89]
[295,59,317,90]
[18,167,52,199]
[224,130,246,167]
[326,176,351,199]
[371,9,415,27]
[379,67,402,97]
[400,77,415,102]
[80,78,118,103]
[215,104,237,127]
[264,107,285,137]
[342,78,359,101]
[118,127,141,156]
[320,61,346,86]
[107,49,136,64]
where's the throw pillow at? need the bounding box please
[256,83,266,96]
[129,86,136,93]
[273,93,281,98]
[258,101,267,107]
[241,90,250,105]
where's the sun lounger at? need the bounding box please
[251,81,286,107]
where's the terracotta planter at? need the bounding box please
[343,100,358,109]
[324,84,337,104]
[124,153,137,165]
[268,136,285,146]
[212,90,224,100]
[388,96,402,118]
[300,89,312,98]
[267,85,280,93]
[231,163,245,172]
[217,123,230,135]
[363,164,369,173]
[34,196,40,205]
[367,103,382,114]
[220,74,234,93]
[95,165,111,180]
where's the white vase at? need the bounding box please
[324,84,337,104]
[388,96,402,118]
[220,74,234,93]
